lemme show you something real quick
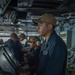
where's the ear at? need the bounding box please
[48,24,53,30]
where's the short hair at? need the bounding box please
[29,36,41,43]
[10,33,18,39]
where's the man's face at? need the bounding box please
[37,22,51,37]
[10,37,17,42]
[29,42,35,48]
[19,37,24,41]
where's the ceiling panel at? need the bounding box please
[0,0,75,33]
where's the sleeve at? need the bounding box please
[4,40,10,46]
[4,39,14,49]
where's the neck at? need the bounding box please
[45,30,54,42]
[34,46,39,50]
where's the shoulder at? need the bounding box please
[48,34,67,52]
[55,34,67,48]
[50,32,66,47]
[5,39,13,43]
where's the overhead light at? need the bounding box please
[10,22,14,24]
[17,21,21,24]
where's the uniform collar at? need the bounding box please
[47,30,56,44]
[41,30,56,52]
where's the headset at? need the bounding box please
[36,41,41,46]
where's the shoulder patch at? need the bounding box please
[43,51,48,55]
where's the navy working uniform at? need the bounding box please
[28,46,41,66]
[38,31,67,75]
[4,39,24,63]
